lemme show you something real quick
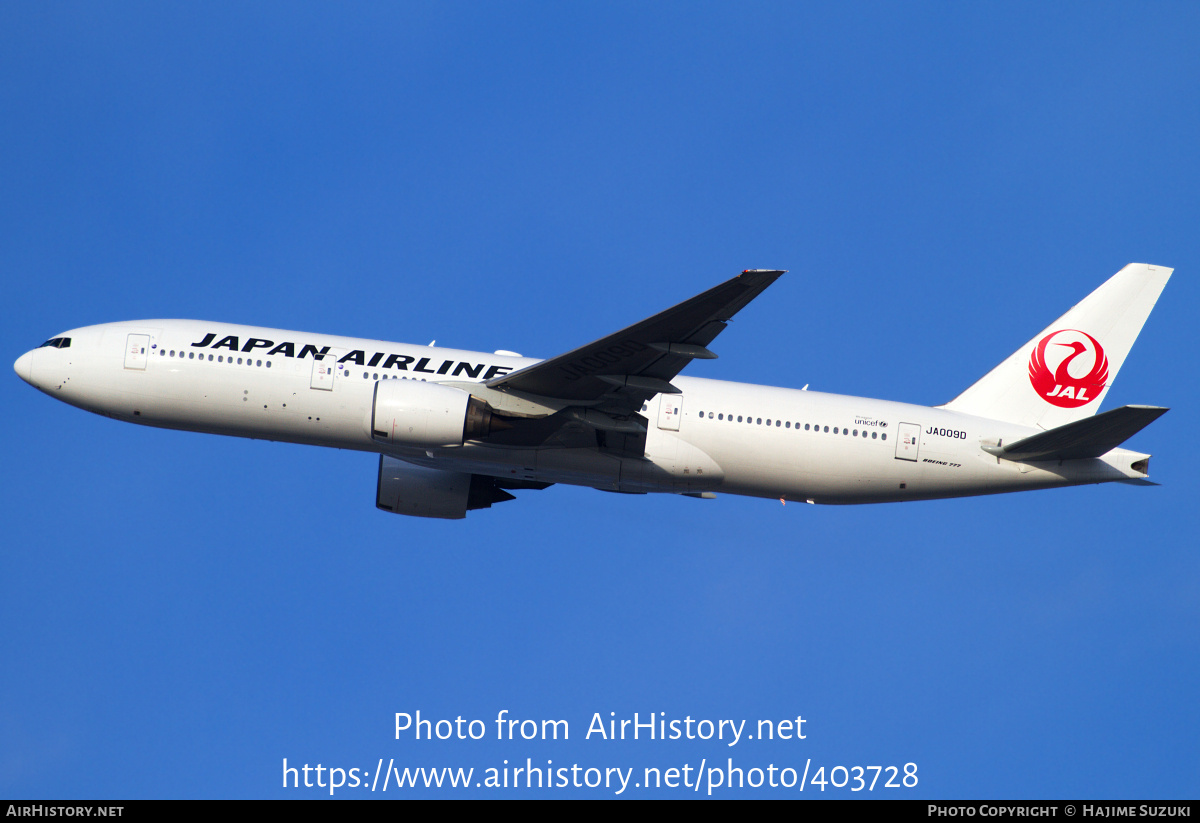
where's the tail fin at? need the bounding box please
[941,263,1172,429]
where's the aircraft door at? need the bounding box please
[895,422,921,461]
[310,359,336,390]
[124,334,149,370]
[658,394,682,431]
[308,347,350,391]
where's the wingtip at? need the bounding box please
[740,269,787,284]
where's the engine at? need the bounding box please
[374,457,505,519]
[371,378,505,449]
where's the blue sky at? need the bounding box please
[3,3,1198,798]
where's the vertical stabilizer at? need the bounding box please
[941,263,1171,429]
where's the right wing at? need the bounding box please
[485,269,784,416]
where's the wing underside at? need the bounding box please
[485,269,784,416]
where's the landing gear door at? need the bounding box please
[658,395,682,431]
[895,422,921,461]
[124,334,149,370]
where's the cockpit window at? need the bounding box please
[40,337,71,349]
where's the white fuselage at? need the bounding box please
[15,319,1149,505]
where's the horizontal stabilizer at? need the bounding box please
[983,405,1167,461]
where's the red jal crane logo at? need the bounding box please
[1028,329,1109,408]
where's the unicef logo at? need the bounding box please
[1028,329,1109,408]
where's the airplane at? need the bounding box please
[14,263,1171,518]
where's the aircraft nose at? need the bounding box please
[14,349,35,385]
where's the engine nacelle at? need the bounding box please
[371,379,500,449]
[375,456,519,519]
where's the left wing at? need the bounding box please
[485,269,783,415]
